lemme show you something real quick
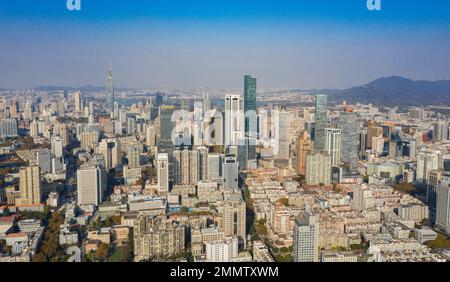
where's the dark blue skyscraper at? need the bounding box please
[244,75,257,166]
[314,94,328,150]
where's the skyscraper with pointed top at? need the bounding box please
[106,65,115,114]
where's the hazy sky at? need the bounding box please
[1,0,450,90]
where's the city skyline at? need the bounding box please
[2,0,450,269]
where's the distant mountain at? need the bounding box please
[35,85,105,92]
[34,85,133,92]
[321,76,450,106]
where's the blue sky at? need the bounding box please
[0,0,450,89]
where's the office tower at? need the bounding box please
[416,149,442,189]
[36,149,52,174]
[367,120,382,149]
[205,237,239,262]
[236,138,248,170]
[244,75,257,132]
[445,156,450,172]
[146,123,157,147]
[106,66,115,113]
[77,166,107,206]
[305,151,331,185]
[202,93,211,114]
[52,135,64,158]
[173,148,200,185]
[223,195,246,249]
[127,144,141,168]
[314,94,327,150]
[436,173,450,234]
[208,154,222,181]
[359,129,367,158]
[371,136,384,156]
[127,117,136,135]
[89,101,94,115]
[0,118,18,138]
[180,99,190,111]
[157,153,169,193]
[244,75,257,164]
[80,131,99,150]
[192,101,204,146]
[158,105,176,149]
[19,165,42,205]
[224,95,244,147]
[133,217,185,262]
[324,128,342,167]
[433,121,449,141]
[98,138,121,170]
[293,212,319,262]
[428,170,444,223]
[276,108,291,160]
[296,131,312,175]
[74,91,83,112]
[204,108,224,147]
[198,146,209,181]
[338,107,359,170]
[222,155,239,190]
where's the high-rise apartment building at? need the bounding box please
[127,144,141,168]
[293,212,319,262]
[146,123,157,147]
[133,216,185,261]
[324,128,342,167]
[157,153,169,193]
[305,151,331,185]
[19,165,42,205]
[276,108,291,160]
[296,131,312,175]
[98,138,121,170]
[222,195,246,249]
[80,131,99,150]
[74,91,83,113]
[173,148,200,185]
[436,173,450,234]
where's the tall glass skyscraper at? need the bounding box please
[244,75,257,165]
[158,105,176,149]
[314,94,328,150]
[244,75,257,132]
[106,66,115,113]
[338,107,360,170]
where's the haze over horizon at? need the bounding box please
[1,0,450,90]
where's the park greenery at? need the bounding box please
[32,211,66,262]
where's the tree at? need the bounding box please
[277,198,289,206]
[0,239,5,253]
[111,215,122,226]
[96,243,110,262]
